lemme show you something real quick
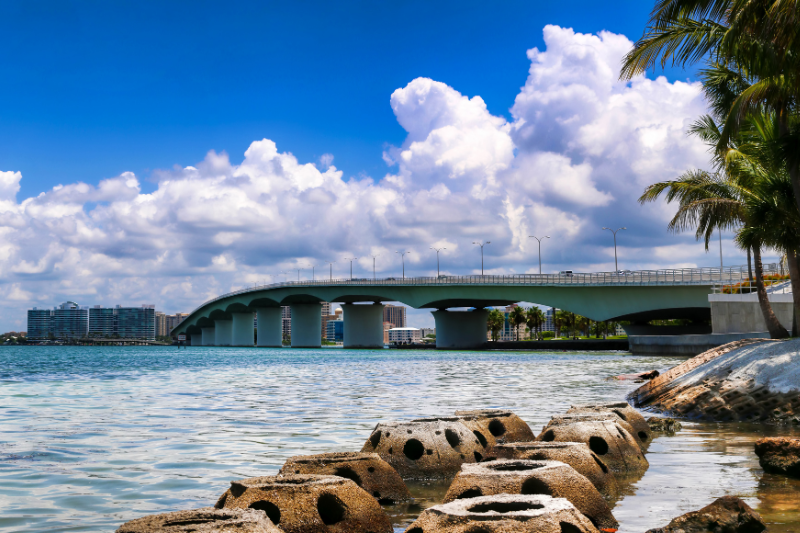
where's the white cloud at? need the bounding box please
[0,25,732,330]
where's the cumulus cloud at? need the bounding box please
[0,25,735,330]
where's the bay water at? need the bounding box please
[0,346,798,532]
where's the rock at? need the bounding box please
[612,370,660,381]
[567,403,652,446]
[644,496,766,533]
[116,507,280,533]
[754,437,800,477]
[647,417,682,433]
[544,414,647,451]
[361,417,484,479]
[627,338,800,423]
[404,493,601,533]
[536,420,648,475]
[278,451,412,503]
[453,409,535,446]
[442,459,618,532]
[484,442,619,495]
[215,474,392,533]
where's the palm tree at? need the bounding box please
[509,306,527,341]
[526,307,545,340]
[487,309,505,342]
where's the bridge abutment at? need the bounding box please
[290,303,322,348]
[231,313,254,346]
[214,320,232,346]
[256,308,282,347]
[190,334,202,346]
[201,327,216,346]
[433,309,489,349]
[342,303,384,348]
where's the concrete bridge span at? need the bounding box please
[171,264,772,349]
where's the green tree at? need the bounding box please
[509,306,527,341]
[487,309,505,341]
[526,307,546,340]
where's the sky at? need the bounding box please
[0,1,763,331]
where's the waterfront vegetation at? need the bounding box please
[626,0,800,338]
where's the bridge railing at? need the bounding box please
[184,263,779,318]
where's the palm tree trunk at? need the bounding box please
[747,247,753,285]
[754,246,789,339]
[786,249,800,338]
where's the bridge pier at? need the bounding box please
[190,334,202,346]
[202,327,216,346]
[290,303,322,348]
[342,303,384,348]
[433,309,489,349]
[256,308,282,347]
[231,313,255,346]
[215,320,232,346]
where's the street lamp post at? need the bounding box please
[368,254,380,280]
[528,235,550,275]
[295,267,302,281]
[430,247,446,277]
[472,241,491,275]
[325,260,335,281]
[396,250,411,279]
[343,257,358,280]
[602,227,627,272]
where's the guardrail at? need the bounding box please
[183,263,779,319]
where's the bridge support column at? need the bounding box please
[202,327,216,346]
[433,309,489,349]
[342,303,384,348]
[190,334,202,346]
[214,320,232,346]
[231,313,255,346]
[256,308,282,347]
[290,303,322,348]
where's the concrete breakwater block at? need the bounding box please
[215,474,392,533]
[441,460,617,532]
[536,420,648,474]
[484,442,618,495]
[543,415,647,451]
[361,418,485,478]
[278,451,412,503]
[644,496,766,533]
[567,403,651,445]
[754,437,800,477]
[403,493,601,533]
[116,507,280,533]
[646,417,682,433]
[454,409,535,446]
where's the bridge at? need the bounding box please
[171,263,775,349]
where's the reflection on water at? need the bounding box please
[0,347,797,533]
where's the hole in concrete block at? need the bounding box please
[214,493,227,509]
[468,501,544,513]
[445,429,461,448]
[488,419,506,437]
[541,430,555,442]
[249,501,281,524]
[367,466,375,473]
[489,462,543,472]
[407,528,424,533]
[369,431,381,449]
[403,439,425,460]
[612,409,628,421]
[560,522,584,533]
[521,477,551,495]
[589,436,609,456]
[163,518,217,526]
[474,451,483,462]
[388,447,393,454]
[456,487,483,499]
[638,431,649,441]
[333,466,361,486]
[317,493,346,525]
[473,430,488,448]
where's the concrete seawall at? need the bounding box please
[629,333,770,356]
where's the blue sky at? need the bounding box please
[1,1,749,331]
[1,1,691,198]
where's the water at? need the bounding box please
[0,346,798,532]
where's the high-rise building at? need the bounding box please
[383,305,406,328]
[27,302,89,339]
[88,305,156,340]
[156,312,168,337]
[326,317,343,342]
[320,302,332,338]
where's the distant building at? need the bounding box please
[383,321,393,344]
[326,317,344,342]
[282,306,291,341]
[420,327,435,338]
[27,301,89,339]
[320,302,332,338]
[388,327,421,344]
[383,305,406,328]
[166,313,190,334]
[156,312,168,337]
[89,305,156,340]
